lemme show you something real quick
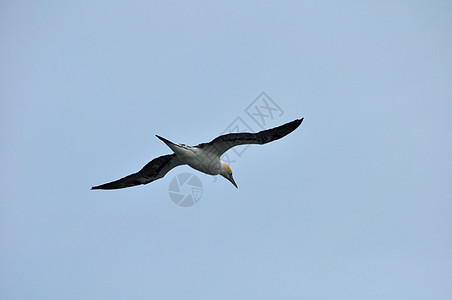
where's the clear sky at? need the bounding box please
[1,1,451,299]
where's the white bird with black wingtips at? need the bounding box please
[91,118,303,190]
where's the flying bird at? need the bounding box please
[91,118,303,190]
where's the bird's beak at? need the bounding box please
[228,174,238,189]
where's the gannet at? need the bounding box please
[91,118,303,190]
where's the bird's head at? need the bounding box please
[220,161,238,189]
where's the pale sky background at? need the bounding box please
[1,1,451,299]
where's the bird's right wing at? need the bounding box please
[91,154,184,190]
[197,118,303,156]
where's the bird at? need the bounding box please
[91,118,303,190]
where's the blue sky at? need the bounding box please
[1,1,451,299]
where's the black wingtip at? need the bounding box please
[91,183,116,190]
[290,118,304,129]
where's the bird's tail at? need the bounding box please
[155,135,175,147]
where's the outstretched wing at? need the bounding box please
[91,154,184,190]
[197,118,303,156]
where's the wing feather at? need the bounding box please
[91,154,184,190]
[198,118,303,156]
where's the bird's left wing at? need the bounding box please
[197,118,303,156]
[91,154,184,190]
